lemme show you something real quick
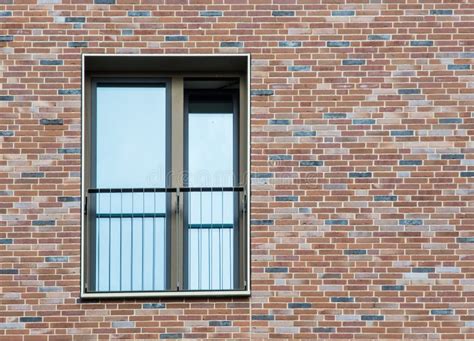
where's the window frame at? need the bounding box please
[80,54,251,298]
[183,89,241,291]
[87,78,173,293]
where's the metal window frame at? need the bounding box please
[88,78,172,293]
[183,89,242,291]
[80,54,251,298]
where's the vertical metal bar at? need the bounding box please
[130,189,134,291]
[142,189,145,291]
[120,189,123,291]
[199,189,202,290]
[152,188,156,290]
[229,190,232,288]
[108,189,112,292]
[97,192,101,291]
[187,190,190,290]
[210,189,213,289]
[220,188,223,290]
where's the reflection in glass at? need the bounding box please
[186,96,237,290]
[92,85,168,292]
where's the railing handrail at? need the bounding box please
[88,186,244,193]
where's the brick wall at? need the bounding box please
[1,0,473,339]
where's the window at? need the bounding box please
[81,55,250,297]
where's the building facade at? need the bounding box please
[1,0,473,339]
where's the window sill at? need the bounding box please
[80,289,251,299]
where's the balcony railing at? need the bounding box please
[84,186,245,293]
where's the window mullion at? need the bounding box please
[170,76,184,291]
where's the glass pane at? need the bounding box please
[92,85,168,292]
[186,97,237,291]
[96,86,167,189]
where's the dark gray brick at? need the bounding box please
[288,302,311,309]
[461,172,474,177]
[368,34,390,40]
[398,88,421,95]
[143,303,165,309]
[399,219,423,225]
[251,173,273,178]
[374,195,397,202]
[344,249,367,255]
[362,315,384,321]
[430,9,453,15]
[391,130,414,136]
[413,267,435,273]
[0,95,13,101]
[272,10,295,16]
[95,0,115,3]
[288,65,310,72]
[349,172,372,178]
[382,285,404,291]
[410,40,433,47]
[0,11,12,16]
[324,112,346,119]
[0,269,18,274]
[332,10,355,16]
[294,131,316,136]
[457,237,474,243]
[269,119,290,125]
[441,154,464,160]
[269,154,291,161]
[343,59,365,65]
[33,220,55,226]
[45,256,68,262]
[400,160,422,166]
[300,160,323,167]
[431,309,453,315]
[352,119,375,125]
[165,35,188,42]
[331,297,354,303]
[0,35,13,42]
[279,41,301,47]
[0,239,12,244]
[313,327,335,333]
[209,320,231,326]
[22,172,44,178]
[160,334,182,339]
[39,286,62,292]
[40,118,63,125]
[65,17,85,23]
[252,314,274,320]
[0,130,14,136]
[276,196,298,202]
[251,89,274,96]
[327,41,350,47]
[265,267,288,273]
[59,148,80,154]
[58,196,80,202]
[122,29,133,35]
[200,11,222,17]
[58,89,81,95]
[20,317,42,323]
[448,64,470,70]
[40,59,63,66]
[220,41,243,48]
[128,11,150,16]
[439,118,462,124]
[325,219,348,225]
[251,219,273,225]
[68,41,88,48]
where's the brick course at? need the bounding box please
[1,0,474,340]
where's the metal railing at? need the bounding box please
[85,186,245,293]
